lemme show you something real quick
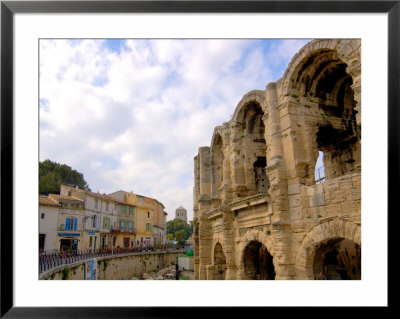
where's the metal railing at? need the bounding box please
[39,244,186,274]
[315,166,326,184]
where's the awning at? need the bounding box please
[58,232,80,237]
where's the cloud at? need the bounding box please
[40,39,308,220]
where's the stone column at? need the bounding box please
[265,82,289,221]
[265,83,295,279]
[271,223,295,279]
[220,205,237,279]
[193,222,200,280]
[198,212,212,280]
[198,147,212,198]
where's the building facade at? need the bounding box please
[108,191,167,247]
[193,39,361,280]
[39,195,60,252]
[49,193,85,252]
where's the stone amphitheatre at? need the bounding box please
[193,39,361,280]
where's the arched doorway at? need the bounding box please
[243,241,275,280]
[213,242,227,280]
[313,238,361,280]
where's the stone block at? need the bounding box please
[288,183,301,195]
[288,194,301,208]
[309,184,325,207]
[324,179,339,193]
[345,188,361,201]
[329,189,346,204]
[289,207,303,221]
[324,203,342,218]
[352,174,361,188]
[341,200,360,216]
[340,175,354,190]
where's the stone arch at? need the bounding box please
[279,40,361,184]
[280,39,361,125]
[294,218,361,279]
[212,241,227,280]
[231,91,269,197]
[281,40,360,97]
[232,90,267,123]
[236,228,275,277]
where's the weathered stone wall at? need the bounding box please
[193,39,361,280]
[40,251,185,280]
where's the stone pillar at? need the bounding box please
[198,147,212,198]
[230,144,247,197]
[271,223,295,279]
[193,222,200,280]
[198,213,212,280]
[301,120,319,185]
[220,123,233,203]
[265,83,289,221]
[193,155,200,215]
[221,206,237,279]
[266,83,295,279]
[266,82,285,168]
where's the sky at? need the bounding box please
[39,38,311,221]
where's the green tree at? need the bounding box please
[166,219,193,241]
[39,159,90,195]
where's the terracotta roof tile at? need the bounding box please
[39,195,60,207]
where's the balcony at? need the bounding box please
[111,226,136,235]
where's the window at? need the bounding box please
[61,202,68,209]
[91,215,97,228]
[124,238,129,248]
[41,213,45,219]
[89,236,92,248]
[106,202,109,211]
[148,211,150,218]
[65,217,77,230]
[130,207,135,216]
[146,223,152,232]
[103,216,110,229]
[95,199,98,209]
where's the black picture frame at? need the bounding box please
[1,0,396,317]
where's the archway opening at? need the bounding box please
[313,238,361,280]
[243,241,275,280]
[213,242,227,280]
[237,102,268,196]
[315,151,325,184]
[291,49,360,182]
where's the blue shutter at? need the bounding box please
[73,218,77,230]
[65,218,70,230]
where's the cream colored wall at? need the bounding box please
[39,205,59,251]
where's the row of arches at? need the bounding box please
[208,41,360,201]
[210,220,361,280]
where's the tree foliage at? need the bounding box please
[39,159,90,195]
[166,219,192,241]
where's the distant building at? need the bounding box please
[175,206,187,223]
[108,190,167,247]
